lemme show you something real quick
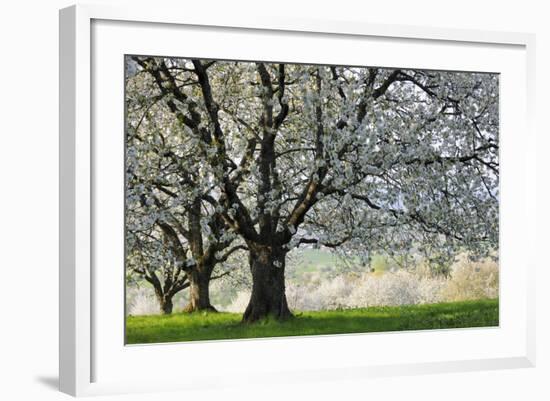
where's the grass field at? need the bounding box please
[126,299,498,344]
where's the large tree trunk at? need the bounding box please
[242,244,292,323]
[183,266,217,312]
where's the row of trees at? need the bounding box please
[125,56,499,322]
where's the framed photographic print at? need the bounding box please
[59,3,536,397]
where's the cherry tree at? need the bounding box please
[126,220,190,314]
[132,57,498,322]
[299,68,498,271]
[126,61,246,312]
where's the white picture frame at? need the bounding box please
[59,3,536,397]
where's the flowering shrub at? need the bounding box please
[224,290,253,313]
[286,275,355,311]
[345,271,446,308]
[441,255,499,301]
[127,255,499,314]
[225,257,498,312]
[127,287,160,315]
[126,286,189,316]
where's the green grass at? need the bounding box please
[126,299,498,344]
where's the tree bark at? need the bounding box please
[242,244,292,322]
[155,292,174,315]
[183,265,217,312]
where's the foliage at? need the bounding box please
[127,250,498,314]
[225,255,498,312]
[126,285,189,316]
[345,271,447,308]
[441,254,499,301]
[126,299,498,344]
[126,55,499,319]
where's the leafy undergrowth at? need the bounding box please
[126,299,498,344]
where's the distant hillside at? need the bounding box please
[286,248,392,280]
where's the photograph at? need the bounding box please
[124,55,499,344]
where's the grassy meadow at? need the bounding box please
[126,299,498,344]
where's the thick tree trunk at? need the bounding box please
[242,244,292,323]
[155,292,174,315]
[160,297,173,315]
[183,267,217,312]
[182,197,217,313]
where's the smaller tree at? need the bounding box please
[126,57,247,312]
[126,223,190,314]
